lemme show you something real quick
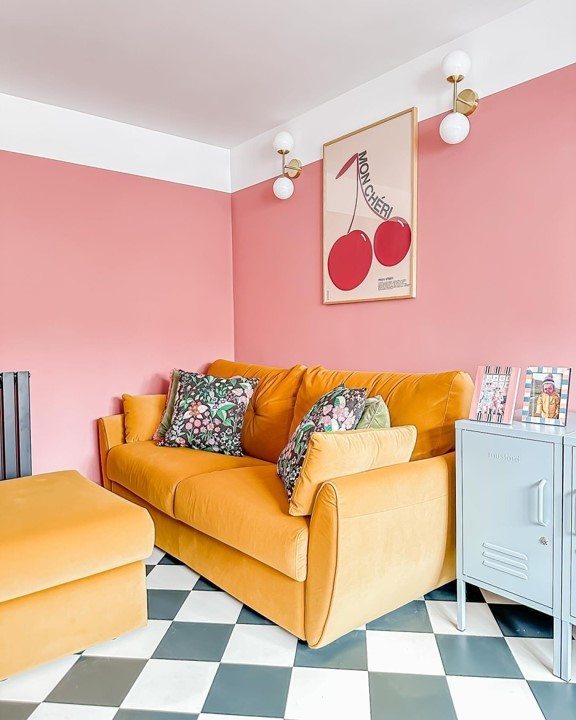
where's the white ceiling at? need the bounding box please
[0,0,531,149]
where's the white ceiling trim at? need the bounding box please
[0,94,231,192]
[231,0,576,192]
[0,0,572,195]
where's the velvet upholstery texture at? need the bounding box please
[208,359,306,462]
[122,393,167,442]
[289,425,417,516]
[0,470,153,602]
[356,395,391,429]
[0,563,147,679]
[98,413,125,489]
[0,471,153,678]
[100,359,472,647]
[111,482,307,639]
[290,366,474,461]
[306,453,456,647]
[107,440,268,516]
[174,464,309,580]
[277,384,367,500]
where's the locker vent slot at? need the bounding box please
[481,541,528,580]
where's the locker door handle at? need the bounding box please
[572,490,576,535]
[537,479,547,526]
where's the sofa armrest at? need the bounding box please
[97,414,125,489]
[317,450,454,518]
[305,453,455,647]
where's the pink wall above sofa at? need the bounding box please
[2,63,575,481]
[232,65,576,382]
[0,151,234,481]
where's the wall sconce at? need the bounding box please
[439,50,479,144]
[272,131,302,199]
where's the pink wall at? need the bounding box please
[2,64,574,481]
[232,65,576,383]
[0,151,234,481]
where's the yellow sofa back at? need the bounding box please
[290,366,473,461]
[208,359,306,463]
[209,360,473,463]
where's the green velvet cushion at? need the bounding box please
[356,395,391,429]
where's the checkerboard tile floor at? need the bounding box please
[2,548,576,720]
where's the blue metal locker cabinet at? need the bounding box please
[456,416,576,681]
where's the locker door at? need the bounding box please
[462,431,554,608]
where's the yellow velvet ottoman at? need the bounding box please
[0,470,154,679]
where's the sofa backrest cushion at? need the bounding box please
[207,359,307,463]
[290,366,473,461]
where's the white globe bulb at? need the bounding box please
[442,50,471,80]
[273,175,294,199]
[439,112,470,144]
[272,131,294,154]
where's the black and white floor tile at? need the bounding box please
[2,547,576,720]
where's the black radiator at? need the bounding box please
[0,371,32,480]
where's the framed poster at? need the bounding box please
[323,107,417,304]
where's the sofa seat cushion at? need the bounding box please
[0,470,154,603]
[107,441,269,516]
[174,465,309,581]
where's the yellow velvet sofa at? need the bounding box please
[98,359,473,647]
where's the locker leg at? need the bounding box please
[457,578,466,631]
[554,618,572,681]
[561,621,572,682]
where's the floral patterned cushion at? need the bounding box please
[277,385,367,498]
[158,371,258,456]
